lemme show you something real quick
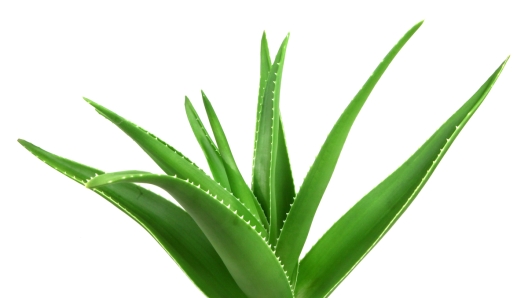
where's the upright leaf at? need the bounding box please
[274,115,296,235]
[276,21,424,277]
[251,31,272,205]
[252,33,296,237]
[252,34,292,247]
[87,171,294,298]
[18,140,248,298]
[295,58,508,298]
[184,96,231,191]
[201,91,268,229]
[83,97,266,231]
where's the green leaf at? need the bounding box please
[201,91,268,229]
[184,96,232,191]
[253,31,296,278]
[17,139,248,298]
[83,97,266,231]
[87,171,294,298]
[274,115,296,235]
[252,33,293,247]
[295,57,509,298]
[275,21,424,278]
[251,31,272,211]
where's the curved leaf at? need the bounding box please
[184,96,231,190]
[87,171,294,298]
[275,21,424,277]
[201,91,268,229]
[296,58,509,298]
[18,139,248,298]
[83,97,266,231]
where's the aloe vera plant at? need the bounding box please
[19,20,508,298]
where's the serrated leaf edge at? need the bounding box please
[86,171,295,293]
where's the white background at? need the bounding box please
[1,1,527,297]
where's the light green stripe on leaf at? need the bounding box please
[18,139,248,298]
[295,58,508,298]
[184,96,231,191]
[87,171,294,298]
[275,21,424,277]
[201,91,268,229]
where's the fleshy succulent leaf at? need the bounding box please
[87,171,294,298]
[295,57,509,298]
[201,91,268,229]
[253,32,296,237]
[184,96,232,191]
[275,21,424,278]
[252,33,291,247]
[274,115,296,235]
[251,31,272,215]
[18,139,248,298]
[251,32,271,206]
[83,97,266,231]
[19,23,509,298]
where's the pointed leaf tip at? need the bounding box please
[18,139,35,153]
[18,139,40,153]
[83,97,103,110]
[83,97,99,110]
[503,55,510,65]
[410,20,424,32]
[83,98,123,124]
